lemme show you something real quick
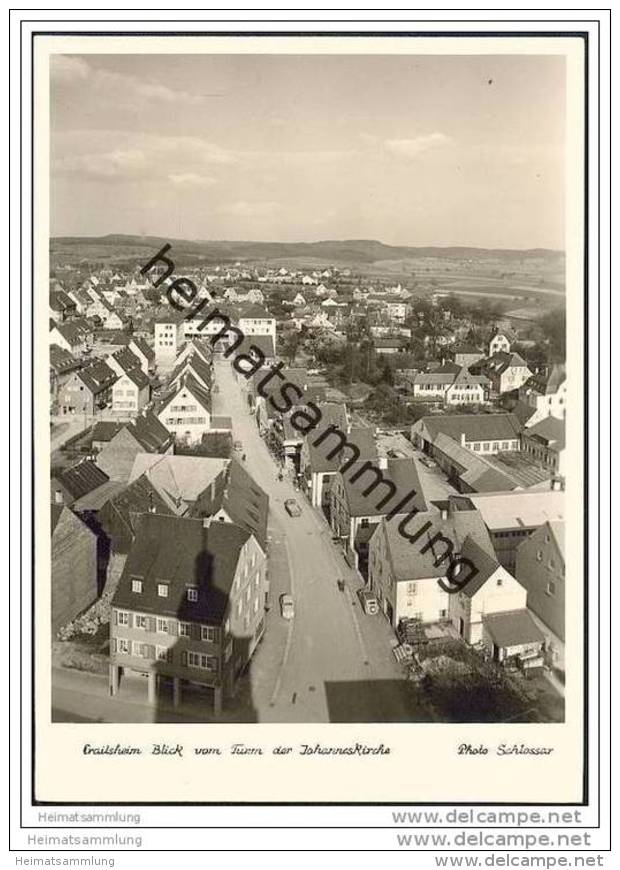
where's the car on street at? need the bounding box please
[279,593,295,620]
[284,498,302,517]
[420,456,437,469]
[359,588,379,615]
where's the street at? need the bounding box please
[51,358,433,724]
[210,359,430,723]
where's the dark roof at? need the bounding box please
[510,400,538,427]
[53,459,110,500]
[190,459,269,552]
[123,367,150,390]
[458,536,502,598]
[525,416,565,450]
[50,504,64,533]
[306,425,377,473]
[110,346,142,374]
[160,373,212,414]
[169,352,212,390]
[523,364,566,396]
[340,458,427,518]
[49,344,80,375]
[49,290,76,311]
[91,421,123,443]
[77,360,118,394]
[129,336,155,361]
[483,609,545,649]
[98,474,177,544]
[234,334,276,359]
[130,411,173,451]
[112,514,250,623]
[417,413,522,444]
[237,303,272,319]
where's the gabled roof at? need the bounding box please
[130,411,173,452]
[432,433,519,493]
[52,459,109,500]
[77,360,118,394]
[129,336,155,361]
[169,352,212,390]
[525,416,566,450]
[190,459,270,552]
[49,290,76,311]
[50,321,87,346]
[159,373,212,415]
[90,421,123,443]
[237,303,272,319]
[121,367,150,390]
[416,413,522,444]
[110,346,142,375]
[457,536,502,598]
[49,344,80,375]
[128,454,228,510]
[306,425,377,473]
[481,351,530,376]
[112,514,251,623]
[340,458,427,518]
[522,363,566,396]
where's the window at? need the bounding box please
[546,581,556,597]
[497,577,503,587]
[156,618,169,634]
[135,614,147,631]
[439,609,448,619]
[156,646,171,663]
[178,622,191,638]
[131,578,143,594]
[186,587,198,602]
[117,638,130,655]
[157,584,168,598]
[116,610,129,626]
[407,582,417,595]
[187,651,218,672]
[132,642,151,659]
[201,626,218,643]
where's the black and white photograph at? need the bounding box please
[13,18,604,814]
[48,49,570,728]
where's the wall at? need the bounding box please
[51,509,98,635]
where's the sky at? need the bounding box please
[50,53,566,249]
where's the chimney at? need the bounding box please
[460,433,466,447]
[202,516,212,528]
[378,456,388,470]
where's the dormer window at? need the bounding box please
[187,587,198,602]
[131,577,143,594]
[157,583,169,598]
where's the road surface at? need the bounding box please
[51,358,433,724]
[211,359,431,723]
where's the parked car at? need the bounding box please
[280,593,295,620]
[420,456,437,469]
[359,589,379,615]
[284,498,302,517]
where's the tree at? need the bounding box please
[538,308,566,361]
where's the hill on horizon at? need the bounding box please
[50,234,564,266]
